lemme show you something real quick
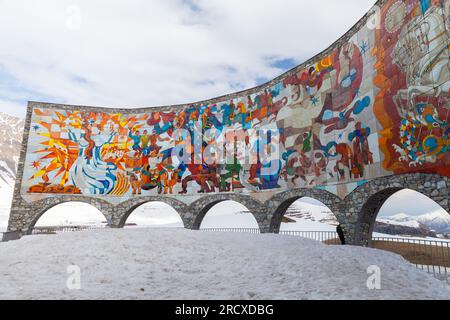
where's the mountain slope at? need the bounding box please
[416,211,450,235]
[377,211,450,237]
[0,112,23,185]
[0,112,23,231]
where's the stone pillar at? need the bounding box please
[254,209,273,233]
[6,200,36,239]
[107,206,122,229]
[334,202,359,245]
[5,104,33,240]
[181,211,196,230]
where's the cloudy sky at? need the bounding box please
[0,0,376,118]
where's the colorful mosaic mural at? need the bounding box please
[21,0,449,200]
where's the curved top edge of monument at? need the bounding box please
[27,0,383,115]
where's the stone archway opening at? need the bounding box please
[279,197,339,232]
[355,188,450,277]
[356,187,450,246]
[373,189,449,240]
[198,200,260,230]
[32,201,108,234]
[123,201,184,229]
[272,196,342,244]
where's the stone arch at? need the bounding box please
[348,173,449,246]
[115,196,191,229]
[266,188,344,235]
[188,194,268,231]
[24,196,113,235]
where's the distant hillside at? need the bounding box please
[0,112,23,187]
[283,200,338,226]
[378,212,450,238]
[374,221,437,238]
[0,112,24,231]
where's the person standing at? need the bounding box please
[336,224,346,245]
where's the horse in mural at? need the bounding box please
[160,167,179,194]
[128,172,142,195]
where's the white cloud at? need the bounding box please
[0,0,376,118]
[0,100,27,117]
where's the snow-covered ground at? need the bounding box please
[280,217,336,232]
[280,198,337,232]
[0,228,448,300]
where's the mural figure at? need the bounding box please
[68,116,118,195]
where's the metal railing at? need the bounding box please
[372,237,450,283]
[201,228,261,234]
[201,228,342,244]
[32,225,107,235]
[279,230,342,244]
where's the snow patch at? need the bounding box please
[0,228,448,300]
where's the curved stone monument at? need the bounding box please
[6,0,449,245]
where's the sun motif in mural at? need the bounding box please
[31,161,40,169]
[27,110,142,194]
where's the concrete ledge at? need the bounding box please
[2,231,21,242]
